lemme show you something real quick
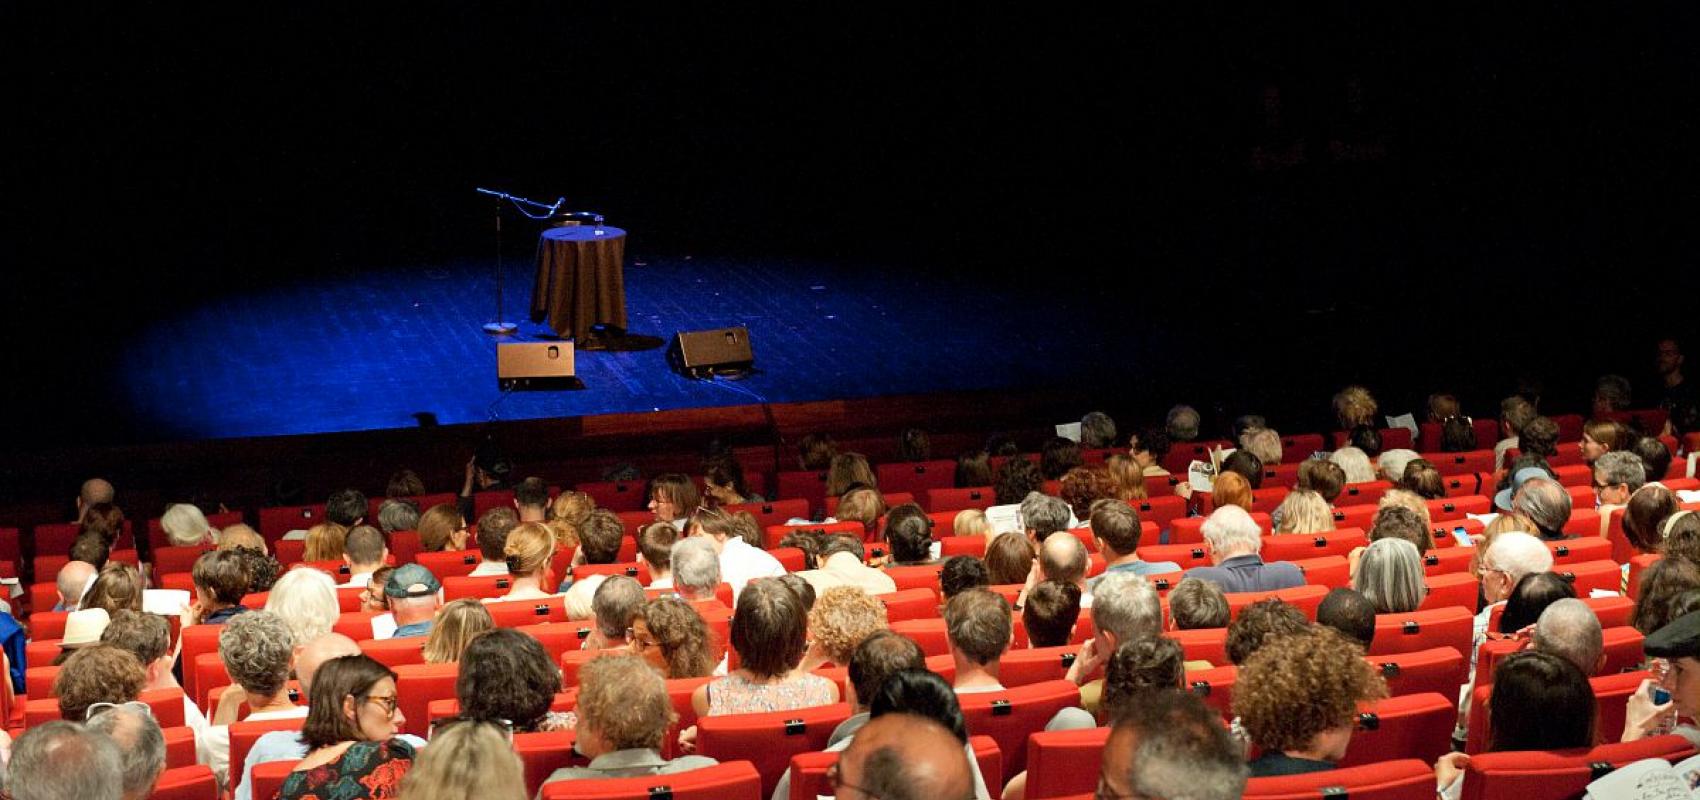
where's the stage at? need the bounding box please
[112,251,1143,442]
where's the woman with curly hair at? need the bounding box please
[993,458,1044,506]
[1233,626,1387,777]
[1058,467,1112,521]
[1333,385,1379,431]
[457,628,574,732]
[798,586,888,672]
[628,597,716,679]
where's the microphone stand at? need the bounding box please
[474,188,563,335]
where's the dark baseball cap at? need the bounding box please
[384,563,441,598]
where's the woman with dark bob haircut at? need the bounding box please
[455,628,574,732]
[280,655,413,800]
[1436,650,1595,798]
[690,577,839,717]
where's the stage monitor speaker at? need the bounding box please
[497,342,578,390]
[667,326,754,378]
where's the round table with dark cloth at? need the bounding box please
[530,225,627,342]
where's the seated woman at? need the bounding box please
[1234,627,1386,776]
[881,504,937,567]
[984,532,1034,586]
[422,599,494,664]
[647,474,701,531]
[495,522,555,602]
[456,628,574,732]
[397,720,526,800]
[1498,572,1576,634]
[301,523,348,563]
[798,587,888,673]
[1103,454,1148,501]
[1352,538,1425,614]
[702,456,761,508]
[1435,650,1596,799]
[629,597,716,679]
[82,562,144,616]
[690,578,840,718]
[543,655,719,783]
[545,490,594,553]
[278,655,414,800]
[416,504,469,553]
[1272,489,1335,535]
[205,611,304,786]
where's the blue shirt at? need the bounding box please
[392,620,433,638]
[1183,554,1305,594]
[204,605,251,625]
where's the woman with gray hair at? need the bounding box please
[161,503,215,548]
[204,610,303,789]
[1353,538,1425,614]
[1328,447,1377,485]
[265,566,340,649]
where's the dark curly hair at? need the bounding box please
[230,546,281,594]
[994,459,1044,506]
[1225,599,1310,665]
[1232,627,1386,753]
[456,628,562,732]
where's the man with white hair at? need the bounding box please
[160,504,214,548]
[1377,449,1420,484]
[8,721,124,800]
[54,561,97,612]
[1183,506,1303,593]
[1533,598,1605,676]
[1475,531,1554,641]
[1512,478,1574,541]
[84,704,166,800]
[1064,572,1161,712]
[669,537,724,605]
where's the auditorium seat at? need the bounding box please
[163,725,198,768]
[956,679,1082,780]
[1417,573,1479,612]
[1465,670,1648,753]
[256,505,326,544]
[575,480,648,512]
[696,704,852,798]
[415,549,484,580]
[1170,627,1229,666]
[358,637,425,669]
[25,687,185,728]
[152,544,214,577]
[1263,462,1302,487]
[885,564,943,595]
[425,691,578,726]
[661,676,714,760]
[1245,758,1435,799]
[571,561,650,583]
[1368,607,1474,657]
[875,459,956,497]
[823,493,913,519]
[1260,529,1367,562]
[150,765,218,800]
[1544,536,1613,566]
[889,618,950,657]
[512,730,582,797]
[1225,584,1328,620]
[35,549,139,583]
[1368,647,1468,699]
[1338,692,1455,767]
[1136,542,1212,571]
[248,760,298,800]
[538,760,763,800]
[1290,555,1350,589]
[1562,508,1603,538]
[1023,726,1109,800]
[1628,552,1660,598]
[787,736,1001,800]
[179,625,224,707]
[1476,626,1643,682]
[1000,645,1080,688]
[1485,594,1635,632]
[443,574,513,600]
[1421,546,1474,577]
[925,486,996,513]
[486,597,568,627]
[1552,559,1620,596]
[1339,480,1395,506]
[332,610,380,640]
[1184,665,1237,716]
[764,520,863,550]
[875,588,938,622]
[394,662,459,737]
[1459,733,1695,800]
[1425,495,1491,521]
[1331,504,1380,531]
[726,499,811,531]
[1422,450,1496,477]
[30,611,69,640]
[1442,473,1486,497]
[24,666,56,699]
[1250,486,1291,514]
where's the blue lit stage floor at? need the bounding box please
[117,254,1137,441]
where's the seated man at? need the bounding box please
[54,560,96,612]
[1036,534,1091,607]
[8,721,125,800]
[1316,587,1377,651]
[189,550,251,625]
[637,522,680,589]
[584,576,646,652]
[339,526,388,589]
[1167,577,1229,631]
[945,589,1014,693]
[468,506,519,577]
[1183,506,1303,593]
[1087,500,1181,585]
[1098,689,1247,800]
[1226,599,1312,666]
[101,610,209,735]
[383,564,442,639]
[84,703,167,800]
[1531,598,1605,676]
[513,477,550,523]
[799,533,897,595]
[540,654,718,782]
[1022,581,1082,649]
[668,537,728,610]
[1235,627,1386,777]
[1512,477,1575,541]
[1065,572,1163,715]
[833,709,975,800]
[939,556,989,603]
[232,634,373,800]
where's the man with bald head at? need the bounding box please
[1533,598,1606,675]
[835,713,974,800]
[232,634,366,800]
[55,560,97,611]
[78,478,115,522]
[1037,533,1091,607]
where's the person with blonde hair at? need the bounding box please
[1103,454,1148,501]
[422,599,493,664]
[495,521,555,602]
[1273,489,1335,534]
[800,586,889,672]
[547,490,595,551]
[1240,428,1283,468]
[397,720,526,800]
[1333,385,1379,430]
[300,523,347,563]
[952,508,992,538]
[542,655,718,782]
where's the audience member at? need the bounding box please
[1184,506,1303,592]
[190,549,252,626]
[1512,477,1573,540]
[205,611,301,784]
[497,521,555,601]
[54,560,96,612]
[1098,691,1247,800]
[375,498,420,536]
[882,504,938,566]
[1236,628,1386,777]
[1130,428,1172,478]
[940,556,989,601]
[955,450,994,489]
[1348,424,1383,458]
[692,509,785,602]
[1098,637,1185,721]
[798,433,838,471]
[1353,538,1424,614]
[1022,581,1082,648]
[1207,471,1254,512]
[1594,450,1648,510]
[266,566,339,649]
[1226,599,1311,665]
[1399,459,1447,500]
[543,655,718,784]
[1498,572,1576,634]
[1475,532,1554,641]
[416,504,468,553]
[1440,415,1478,451]
[101,610,207,733]
[340,526,389,588]
[1066,573,1161,714]
[1058,468,1111,520]
[1297,459,1347,505]
[628,597,715,679]
[1036,533,1089,603]
[1087,500,1180,584]
[53,607,111,665]
[1273,489,1335,534]
[985,532,1035,585]
[1316,587,1376,650]
[422,598,493,664]
[277,655,413,800]
[993,458,1045,506]
[457,628,574,732]
[952,508,993,537]
[513,476,550,523]
[944,588,1014,693]
[82,562,143,616]
[1166,577,1229,632]
[1531,598,1605,675]
[398,720,526,800]
[6,721,124,800]
[1241,427,1283,471]
[1635,436,1674,482]
[1377,449,1419,486]
[1019,492,1074,545]
[826,453,879,498]
[383,564,443,639]
[1103,455,1148,501]
[1328,447,1376,484]
[54,644,145,723]
[84,702,166,800]
[834,709,976,800]
[1436,651,1595,799]
[1634,558,1700,635]
[803,586,888,672]
[1167,404,1202,442]
[161,503,215,547]
[546,491,594,551]
[585,576,647,652]
[690,578,839,719]
[636,522,680,588]
[467,507,519,577]
[669,536,724,604]
[300,523,348,563]
[1625,484,1682,556]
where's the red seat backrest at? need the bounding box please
[152,544,215,577]
[1245,758,1435,799]
[539,760,763,800]
[1279,433,1325,461]
[1263,462,1303,487]
[1368,606,1474,656]
[936,535,989,558]
[1250,486,1292,514]
[31,611,69,640]
[512,730,582,798]
[249,760,299,800]
[1425,495,1491,521]
[443,574,514,601]
[763,520,864,550]
[875,588,938,623]
[1169,627,1229,666]
[228,716,305,780]
[1292,555,1350,589]
[394,662,460,737]
[1420,449,1496,476]
[1547,536,1613,566]
[1338,692,1456,767]
[1225,584,1328,620]
[1417,573,1478,612]
[956,679,1082,780]
[179,625,224,706]
[1442,473,1486,498]
[24,686,187,729]
[486,597,568,627]
[1138,542,1212,572]
[1461,734,1694,800]
[889,618,950,657]
[725,499,812,531]
[1562,509,1603,538]
[1629,553,1661,599]
[1367,647,1467,700]
[561,649,617,687]
[150,765,218,800]
[1260,529,1368,562]
[416,549,484,580]
[358,637,426,669]
[1184,664,1238,716]
[575,480,648,512]
[875,460,957,497]
[1129,496,1189,536]
[1339,480,1395,506]
[256,505,326,544]
[1422,547,1475,577]
[924,487,996,514]
[516,622,595,665]
[1553,559,1621,596]
[1024,725,1110,800]
[696,704,852,798]
[1331,504,1380,531]
[571,561,650,584]
[999,646,1081,688]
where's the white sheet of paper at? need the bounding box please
[1187,460,1216,493]
[1584,757,1695,800]
[1385,412,1419,440]
[1055,422,1082,442]
[142,589,191,616]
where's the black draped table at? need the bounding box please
[531,225,628,342]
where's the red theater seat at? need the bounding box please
[539,760,763,800]
[875,460,956,497]
[394,663,459,738]
[1418,572,1479,612]
[415,549,484,580]
[1368,606,1474,657]
[763,520,863,550]
[875,588,938,622]
[726,499,811,531]
[1260,529,1367,562]
[1137,542,1212,571]
[925,487,996,513]
[999,646,1081,688]
[889,618,950,657]
[1024,726,1110,800]
[1338,692,1456,767]
[443,574,513,600]
[1245,758,1435,799]
[248,760,298,800]
[150,765,218,800]
[1553,560,1621,597]
[575,480,648,512]
[1426,495,1491,520]
[512,730,582,798]
[956,679,1082,780]
[1422,547,1475,577]
[1185,665,1237,716]
[486,597,568,627]
[1368,647,1468,699]
[1459,734,1695,800]
[696,704,852,798]
[1225,584,1328,620]
[884,564,943,594]
[257,505,326,544]
[358,637,425,669]
[229,716,307,781]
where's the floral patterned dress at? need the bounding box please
[276,739,415,800]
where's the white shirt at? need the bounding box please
[798,552,897,596]
[339,570,376,589]
[369,612,397,640]
[648,575,674,590]
[718,537,785,601]
[202,706,309,790]
[467,561,510,578]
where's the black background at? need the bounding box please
[6,4,1700,445]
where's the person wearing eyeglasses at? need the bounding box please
[278,655,414,800]
[626,597,715,680]
[829,710,973,800]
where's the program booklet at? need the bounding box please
[1587,751,1700,799]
